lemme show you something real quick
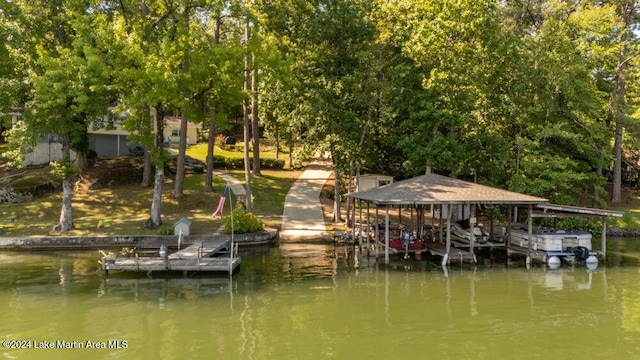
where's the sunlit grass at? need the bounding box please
[1,145,300,237]
[186,143,287,161]
[607,189,640,231]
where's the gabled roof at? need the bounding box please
[347,173,548,205]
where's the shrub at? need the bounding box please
[214,134,227,146]
[212,155,226,167]
[557,217,602,236]
[157,226,173,235]
[224,208,264,234]
[224,157,245,169]
[261,158,285,170]
[193,164,204,174]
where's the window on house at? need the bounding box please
[93,115,104,129]
[106,113,117,129]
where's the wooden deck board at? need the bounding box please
[103,240,240,273]
[168,240,229,260]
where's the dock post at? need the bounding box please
[384,206,390,265]
[441,253,449,266]
[160,244,168,270]
[601,217,607,259]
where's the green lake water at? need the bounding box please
[2,239,640,360]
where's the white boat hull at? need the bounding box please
[509,229,592,252]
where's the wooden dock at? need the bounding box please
[425,242,476,264]
[102,239,240,274]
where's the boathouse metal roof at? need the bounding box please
[534,204,623,218]
[346,173,548,205]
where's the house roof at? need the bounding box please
[346,173,548,205]
[165,116,200,128]
[174,217,192,226]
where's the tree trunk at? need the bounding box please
[147,166,164,229]
[74,152,88,170]
[243,15,253,210]
[243,97,253,211]
[275,123,280,159]
[55,133,74,232]
[251,55,261,176]
[147,105,166,229]
[205,109,216,192]
[333,165,342,223]
[173,114,188,198]
[142,147,152,187]
[205,16,222,193]
[288,131,293,169]
[610,1,633,203]
[141,104,153,187]
[612,117,624,203]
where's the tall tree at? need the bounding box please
[264,0,378,221]
[103,0,194,228]
[4,0,112,232]
[608,0,640,203]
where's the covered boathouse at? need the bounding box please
[345,172,622,266]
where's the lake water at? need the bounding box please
[2,238,640,359]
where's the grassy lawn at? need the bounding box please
[186,143,284,161]
[607,188,640,232]
[0,143,301,237]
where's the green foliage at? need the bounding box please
[157,226,173,236]
[50,159,80,179]
[260,158,285,170]
[1,0,639,216]
[224,208,264,234]
[0,120,36,167]
[556,217,602,236]
[222,157,285,170]
[620,211,640,232]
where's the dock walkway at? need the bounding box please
[102,239,240,274]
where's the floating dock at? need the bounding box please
[102,239,240,274]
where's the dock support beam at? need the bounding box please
[445,208,451,266]
[601,217,607,259]
[385,206,390,265]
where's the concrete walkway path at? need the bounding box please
[279,162,333,241]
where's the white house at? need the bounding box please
[5,108,202,164]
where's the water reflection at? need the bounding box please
[1,240,640,359]
[99,276,234,309]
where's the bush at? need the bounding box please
[224,208,264,234]
[261,158,285,170]
[212,155,226,167]
[225,157,245,169]
[221,157,285,170]
[557,217,602,236]
[193,164,204,174]
[157,226,173,235]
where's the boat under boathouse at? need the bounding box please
[345,172,623,266]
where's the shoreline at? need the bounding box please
[0,229,278,251]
